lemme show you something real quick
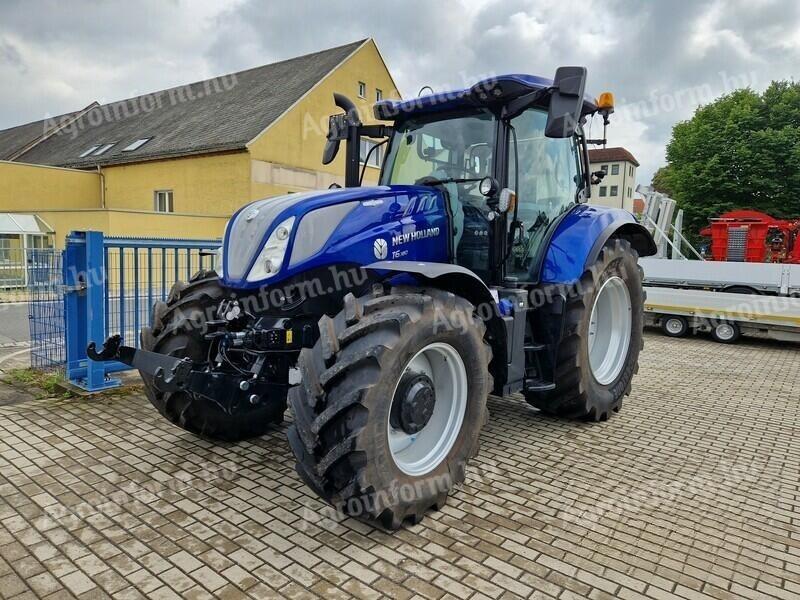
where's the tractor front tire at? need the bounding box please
[287,287,492,529]
[525,238,644,421]
[140,270,286,442]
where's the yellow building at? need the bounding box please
[0,39,399,247]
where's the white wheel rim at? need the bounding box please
[588,276,632,385]
[716,323,735,340]
[665,318,684,335]
[388,342,468,476]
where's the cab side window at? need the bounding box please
[508,109,580,224]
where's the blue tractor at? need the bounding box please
[89,67,656,528]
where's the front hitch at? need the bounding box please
[86,335,286,413]
[88,334,193,391]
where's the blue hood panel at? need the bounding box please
[221,185,450,289]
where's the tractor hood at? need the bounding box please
[221,185,449,289]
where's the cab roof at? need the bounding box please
[374,74,599,121]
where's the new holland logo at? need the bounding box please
[373,238,388,260]
[392,227,440,246]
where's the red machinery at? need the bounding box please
[701,210,800,264]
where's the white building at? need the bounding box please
[588,147,639,212]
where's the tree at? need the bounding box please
[650,166,674,196]
[654,81,800,236]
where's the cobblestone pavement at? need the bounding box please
[0,333,798,600]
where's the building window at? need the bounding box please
[359,139,384,168]
[599,186,607,197]
[154,190,174,213]
[610,185,618,197]
[79,145,100,158]
[0,235,12,262]
[376,88,383,102]
[93,142,117,156]
[611,164,620,175]
[600,164,608,173]
[628,187,632,198]
[123,138,152,152]
[629,165,634,176]
[358,81,366,98]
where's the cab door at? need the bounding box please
[505,108,583,283]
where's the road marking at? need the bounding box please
[0,348,31,368]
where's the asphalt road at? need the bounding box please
[0,296,153,347]
[0,303,30,345]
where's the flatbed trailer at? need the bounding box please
[644,286,800,343]
[640,257,800,296]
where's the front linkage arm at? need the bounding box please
[87,335,284,413]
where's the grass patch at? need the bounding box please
[3,368,142,400]
[6,368,73,399]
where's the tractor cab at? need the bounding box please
[324,69,608,288]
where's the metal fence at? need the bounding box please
[60,232,221,391]
[103,237,221,349]
[28,249,65,370]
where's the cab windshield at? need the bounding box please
[380,109,496,204]
[380,110,497,276]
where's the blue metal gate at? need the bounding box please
[60,231,221,391]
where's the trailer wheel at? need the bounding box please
[287,287,492,529]
[526,238,644,421]
[724,286,759,295]
[140,270,286,442]
[711,321,740,343]
[661,315,689,338]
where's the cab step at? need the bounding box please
[523,378,556,392]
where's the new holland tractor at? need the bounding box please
[89,67,656,528]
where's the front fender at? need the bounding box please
[367,261,496,309]
[540,204,656,284]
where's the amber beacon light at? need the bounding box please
[596,92,615,113]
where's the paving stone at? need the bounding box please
[0,335,797,599]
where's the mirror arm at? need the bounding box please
[501,88,551,121]
[360,124,392,138]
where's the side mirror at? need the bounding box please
[321,140,339,165]
[590,170,606,185]
[545,66,587,139]
[322,113,347,165]
[322,94,360,165]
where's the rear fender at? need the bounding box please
[367,261,508,393]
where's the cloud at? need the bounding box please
[0,37,25,72]
[1,0,799,184]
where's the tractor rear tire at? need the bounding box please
[287,287,492,529]
[525,238,644,421]
[140,270,286,442]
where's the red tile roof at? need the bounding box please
[588,147,639,167]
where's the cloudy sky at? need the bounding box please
[1,0,799,183]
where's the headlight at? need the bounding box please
[246,217,295,282]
